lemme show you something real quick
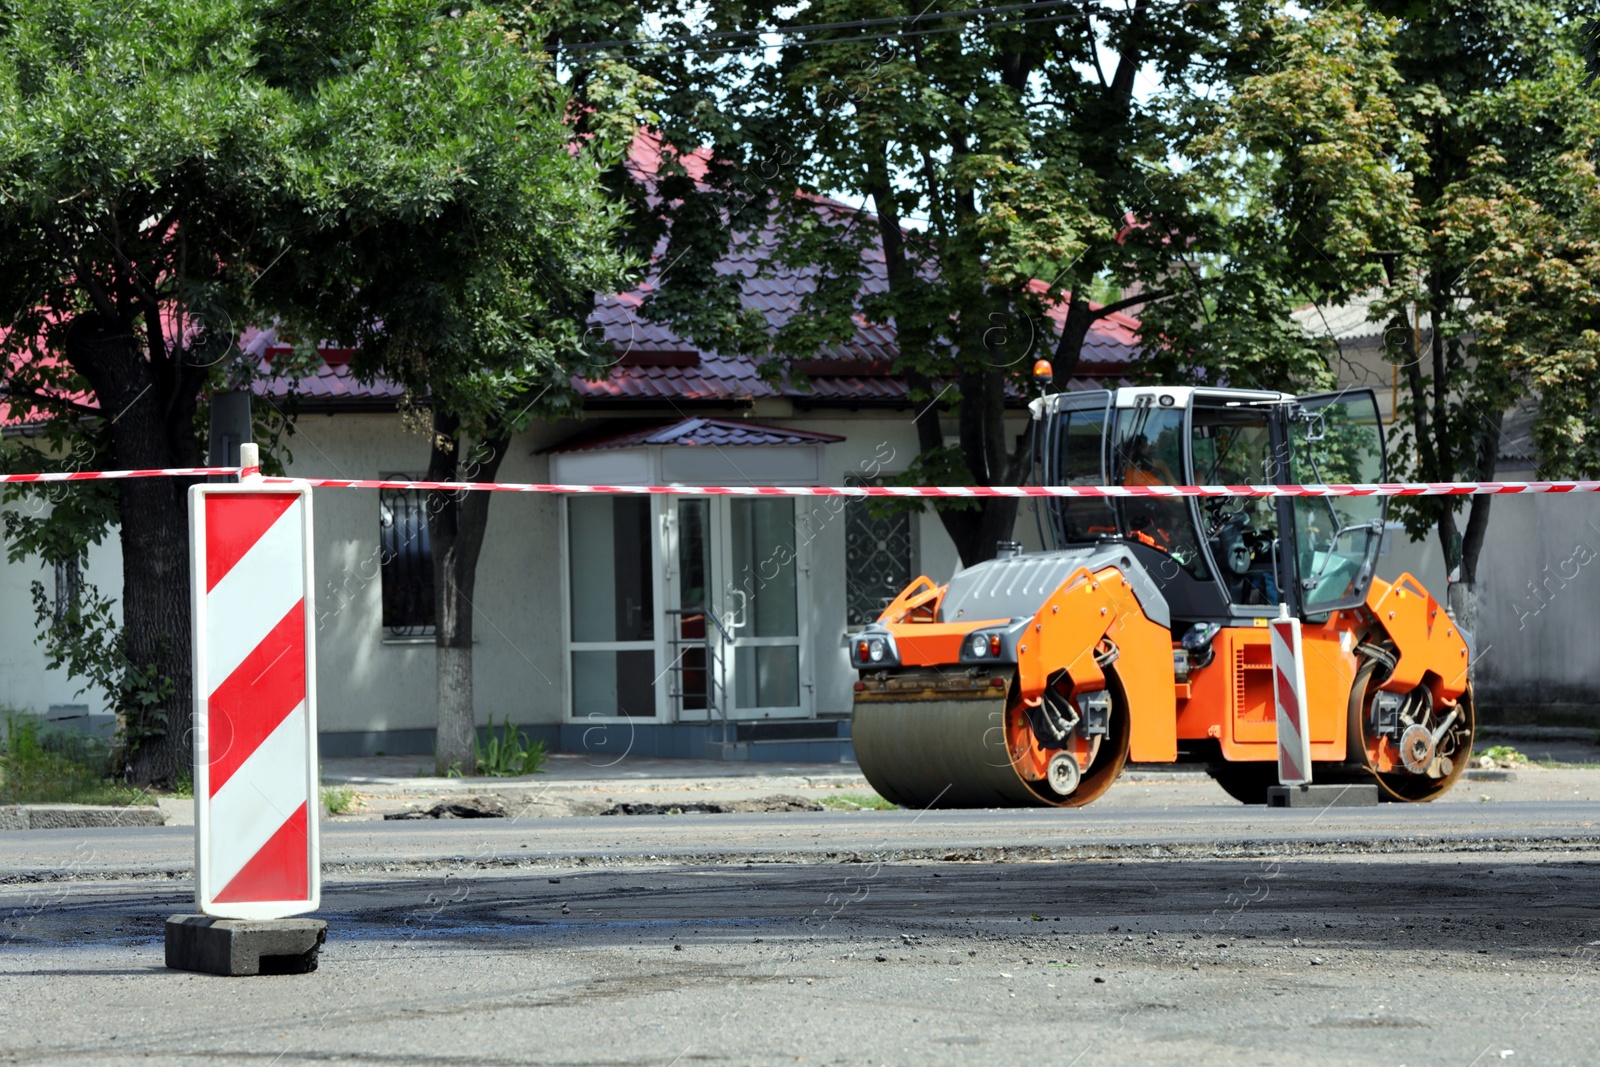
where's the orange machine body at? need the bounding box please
[871,568,1468,770]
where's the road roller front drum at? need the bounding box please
[852,670,1130,809]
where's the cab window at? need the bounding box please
[1110,405,1207,579]
[1047,403,1117,542]
[1191,406,1283,607]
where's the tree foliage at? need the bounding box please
[1174,0,1600,642]
[548,1,1356,565]
[0,0,629,783]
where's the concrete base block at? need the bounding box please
[165,915,326,976]
[1267,783,1380,808]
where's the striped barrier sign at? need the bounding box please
[1270,608,1313,787]
[188,478,319,919]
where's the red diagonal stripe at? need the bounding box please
[213,803,309,904]
[208,600,305,796]
[205,492,299,592]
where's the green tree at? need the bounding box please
[269,6,637,775]
[548,1,1321,566]
[1136,7,1423,393]
[1192,2,1600,635]
[1387,7,1600,637]
[0,0,627,783]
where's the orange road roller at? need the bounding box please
[849,385,1474,806]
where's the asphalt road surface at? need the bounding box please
[4,803,1598,1066]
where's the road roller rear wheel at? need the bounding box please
[1347,658,1475,802]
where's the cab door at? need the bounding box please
[1286,389,1388,614]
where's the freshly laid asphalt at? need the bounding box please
[4,736,1598,1066]
[6,799,1600,882]
[3,801,1599,1066]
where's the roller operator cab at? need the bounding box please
[849,386,1475,807]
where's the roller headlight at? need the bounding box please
[960,629,1011,664]
[852,628,898,668]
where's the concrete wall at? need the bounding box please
[1470,495,1600,723]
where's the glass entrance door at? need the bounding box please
[665,497,810,721]
[566,496,661,718]
[666,498,717,721]
[724,498,806,717]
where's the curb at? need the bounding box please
[0,804,164,831]
[319,773,874,796]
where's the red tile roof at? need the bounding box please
[575,135,1141,404]
[249,134,1142,410]
[243,328,405,408]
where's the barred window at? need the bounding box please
[53,558,81,628]
[380,484,434,636]
[844,499,915,628]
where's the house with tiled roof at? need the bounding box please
[225,231,1143,760]
[0,154,1144,759]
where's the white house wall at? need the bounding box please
[0,410,1051,737]
[0,509,123,716]
[283,413,569,751]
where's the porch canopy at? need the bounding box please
[546,417,843,486]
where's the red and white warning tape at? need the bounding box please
[0,466,237,483]
[2,465,1599,498]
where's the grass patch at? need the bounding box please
[322,786,359,816]
[1480,745,1530,768]
[0,711,151,807]
[818,792,897,811]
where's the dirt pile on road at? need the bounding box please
[599,795,824,816]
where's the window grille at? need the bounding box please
[380,484,435,636]
[53,558,81,628]
[844,498,914,628]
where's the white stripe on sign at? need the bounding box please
[208,701,309,892]
[1270,617,1313,786]
[206,500,305,690]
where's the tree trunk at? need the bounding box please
[1446,579,1478,662]
[426,409,511,775]
[64,315,201,787]
[1052,295,1095,379]
[1444,413,1499,681]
